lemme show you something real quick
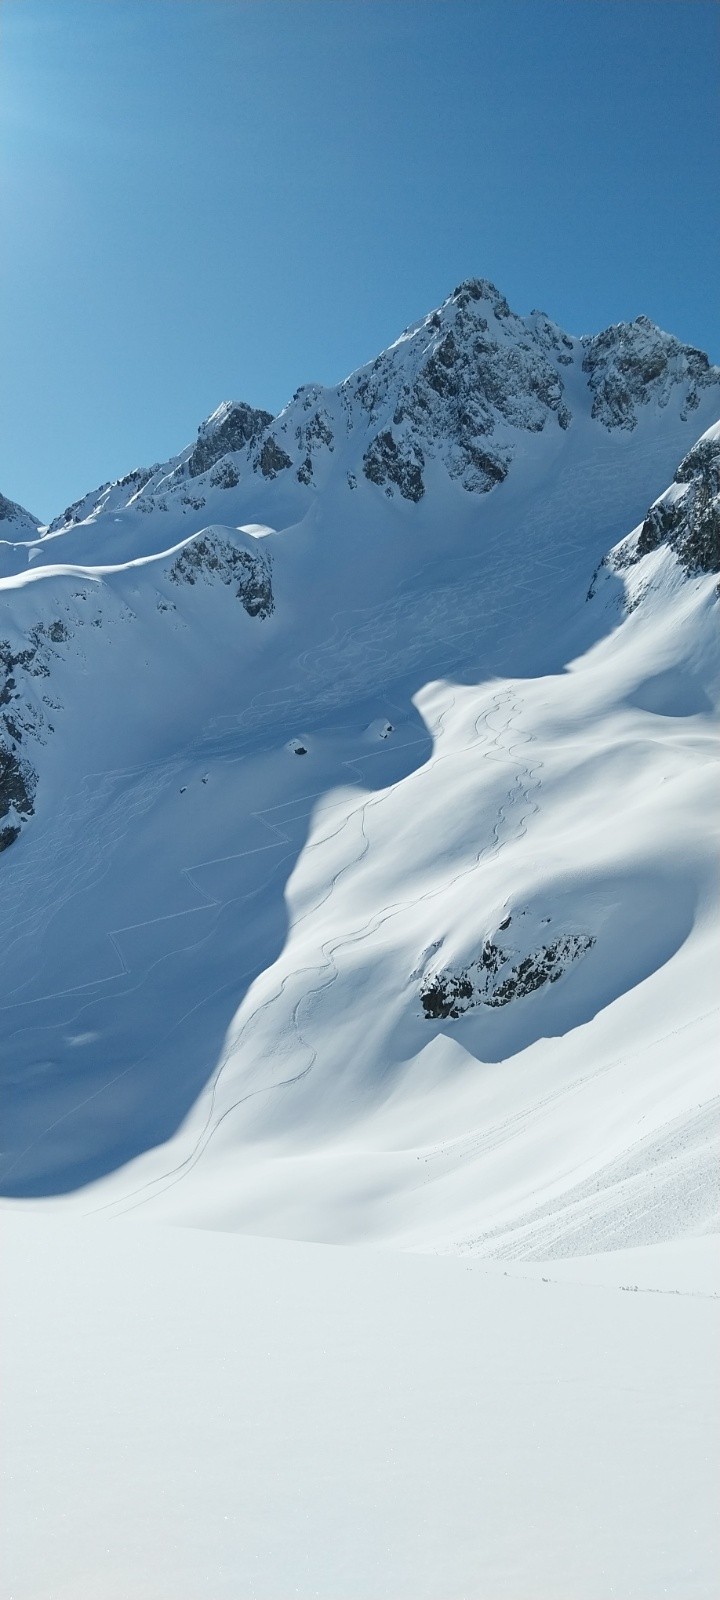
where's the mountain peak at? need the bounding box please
[27,282,720,538]
[0,491,41,542]
[450,277,511,314]
[188,399,274,478]
[582,314,716,430]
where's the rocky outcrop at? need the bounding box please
[0,622,72,851]
[347,278,574,497]
[188,401,273,478]
[168,532,274,617]
[420,924,594,1019]
[362,431,425,501]
[0,746,35,850]
[293,407,335,484]
[582,317,718,431]
[256,436,293,479]
[597,424,720,586]
[117,467,157,497]
[209,460,240,489]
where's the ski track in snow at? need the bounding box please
[87,686,540,1214]
[1,519,549,1202]
[0,640,437,1186]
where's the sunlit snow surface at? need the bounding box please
[1,293,719,1597]
[3,1214,718,1600]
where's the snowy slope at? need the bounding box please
[3,1212,718,1600]
[1,281,717,1239]
[2,278,719,1600]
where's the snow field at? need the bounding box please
[2,1211,718,1600]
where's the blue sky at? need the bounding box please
[1,0,718,521]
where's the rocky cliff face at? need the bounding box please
[187,401,274,479]
[634,426,720,574]
[582,317,715,431]
[0,624,67,850]
[588,421,720,609]
[168,528,274,617]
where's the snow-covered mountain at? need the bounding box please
[6,278,717,567]
[3,278,719,1600]
[1,277,718,1236]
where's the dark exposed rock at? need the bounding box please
[256,437,293,479]
[188,402,273,478]
[451,444,509,491]
[636,503,674,558]
[675,432,720,494]
[420,931,594,1019]
[452,279,511,318]
[290,407,335,480]
[117,467,156,494]
[340,280,575,500]
[582,319,718,431]
[486,935,594,1005]
[363,431,425,501]
[610,429,720,579]
[209,460,240,490]
[47,621,69,643]
[0,746,35,848]
[304,412,334,450]
[0,637,44,849]
[168,533,274,617]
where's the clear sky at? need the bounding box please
[1,0,718,522]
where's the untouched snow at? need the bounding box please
[1,282,719,1598]
[3,1211,718,1600]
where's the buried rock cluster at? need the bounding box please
[420,927,595,1019]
